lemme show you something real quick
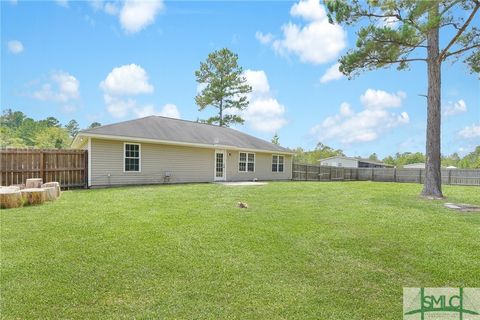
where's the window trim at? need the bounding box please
[123,142,141,173]
[238,152,255,173]
[272,154,285,173]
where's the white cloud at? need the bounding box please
[444,99,467,117]
[259,0,346,64]
[243,98,287,133]
[196,82,207,94]
[7,40,24,54]
[119,0,164,34]
[100,64,154,96]
[89,0,118,14]
[61,104,77,113]
[339,102,353,117]
[320,63,344,83]
[104,2,119,15]
[360,89,406,109]
[104,95,137,118]
[243,69,270,95]
[459,123,480,139]
[56,0,68,7]
[290,0,326,21]
[239,70,287,133]
[33,71,80,103]
[255,31,273,44]
[311,89,409,144]
[134,103,180,119]
[100,64,160,118]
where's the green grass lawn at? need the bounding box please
[1,182,479,319]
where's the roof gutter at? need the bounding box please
[71,132,296,155]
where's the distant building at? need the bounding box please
[403,163,458,169]
[403,163,425,169]
[318,156,393,168]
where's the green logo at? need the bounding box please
[404,288,480,320]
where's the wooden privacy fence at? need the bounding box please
[292,163,480,186]
[0,148,87,189]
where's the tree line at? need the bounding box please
[293,142,480,169]
[0,109,101,149]
[1,108,478,168]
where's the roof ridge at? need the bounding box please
[82,116,155,132]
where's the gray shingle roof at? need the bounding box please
[79,116,292,153]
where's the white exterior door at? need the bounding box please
[214,150,226,181]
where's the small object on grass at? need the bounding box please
[21,188,46,206]
[26,178,43,189]
[237,202,248,209]
[444,203,480,212]
[0,189,23,209]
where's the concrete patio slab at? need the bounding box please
[217,181,268,186]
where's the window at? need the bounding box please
[239,152,255,172]
[272,155,284,172]
[124,143,140,172]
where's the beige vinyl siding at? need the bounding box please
[90,138,214,186]
[89,138,292,186]
[226,151,292,181]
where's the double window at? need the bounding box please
[239,152,255,172]
[272,155,284,172]
[124,143,140,172]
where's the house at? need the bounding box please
[71,116,294,187]
[318,156,393,168]
[403,163,425,169]
[403,163,458,169]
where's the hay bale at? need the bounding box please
[41,182,61,198]
[43,187,58,201]
[0,189,23,209]
[1,186,20,191]
[9,184,25,190]
[26,178,43,189]
[21,188,46,206]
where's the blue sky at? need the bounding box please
[2,0,479,157]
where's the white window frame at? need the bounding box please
[238,152,255,173]
[272,155,285,173]
[123,142,141,173]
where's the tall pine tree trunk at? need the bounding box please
[422,2,443,198]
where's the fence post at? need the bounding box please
[305,165,308,181]
[448,169,452,185]
[371,168,374,181]
[419,169,422,184]
[329,167,332,181]
[318,165,321,181]
[84,150,89,188]
[40,151,45,183]
[393,168,397,182]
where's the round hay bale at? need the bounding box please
[26,178,43,189]
[21,188,46,206]
[9,184,25,190]
[0,189,23,209]
[41,182,61,198]
[43,187,58,201]
[1,186,20,191]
